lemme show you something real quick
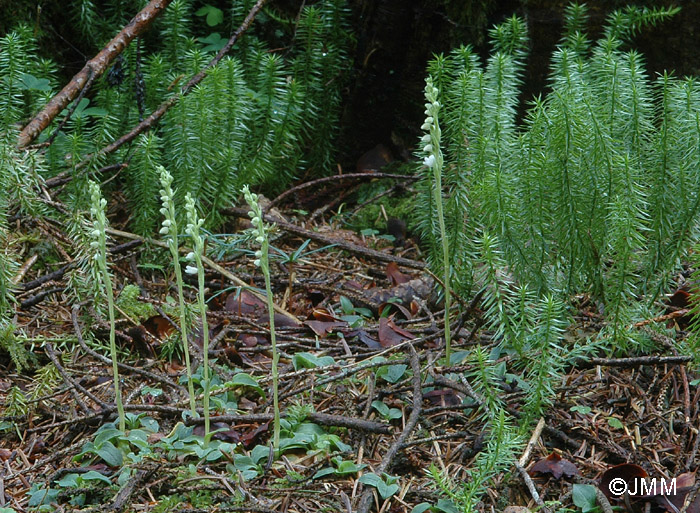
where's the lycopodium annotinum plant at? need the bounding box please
[184,193,211,443]
[243,185,280,451]
[158,167,196,419]
[88,181,126,432]
[421,77,453,365]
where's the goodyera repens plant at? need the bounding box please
[421,77,452,365]
[88,181,126,432]
[158,167,197,418]
[243,185,280,451]
[184,193,211,442]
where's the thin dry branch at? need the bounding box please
[17,0,173,148]
[89,0,269,159]
[355,344,422,513]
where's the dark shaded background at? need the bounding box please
[343,0,700,164]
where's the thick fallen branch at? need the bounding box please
[18,0,173,148]
[186,412,391,435]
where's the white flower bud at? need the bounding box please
[91,229,101,238]
[421,122,431,131]
[159,226,170,235]
[256,235,265,243]
[90,241,99,248]
[255,250,262,258]
[425,116,433,125]
[424,155,436,168]
[186,252,195,261]
[185,265,198,275]
[162,219,172,227]
[424,144,433,153]
[421,134,431,143]
[253,259,261,267]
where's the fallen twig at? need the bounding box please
[355,344,422,513]
[186,412,391,435]
[266,172,418,211]
[224,206,426,270]
[18,0,173,148]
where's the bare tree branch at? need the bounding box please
[17,0,174,149]
[95,0,269,158]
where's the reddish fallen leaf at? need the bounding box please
[143,315,175,339]
[646,472,699,513]
[225,290,266,316]
[0,448,12,461]
[311,307,342,322]
[386,262,411,286]
[378,317,415,347]
[305,320,347,338]
[599,463,647,498]
[530,452,580,480]
[237,334,262,347]
[255,312,300,328]
[378,300,413,320]
[347,329,381,349]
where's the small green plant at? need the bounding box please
[358,472,400,500]
[243,185,280,451]
[371,400,403,421]
[421,77,453,365]
[159,166,196,419]
[184,192,211,442]
[88,181,125,432]
[313,456,367,479]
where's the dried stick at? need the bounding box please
[45,342,109,411]
[72,304,182,391]
[355,344,422,513]
[18,0,173,148]
[186,412,391,435]
[96,0,269,157]
[266,172,417,211]
[224,206,426,270]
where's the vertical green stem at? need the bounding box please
[195,258,210,441]
[89,181,125,432]
[173,255,197,417]
[261,241,280,450]
[423,78,452,364]
[433,166,452,365]
[159,168,196,418]
[242,185,280,452]
[100,259,125,432]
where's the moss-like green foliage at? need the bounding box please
[418,4,687,347]
[115,284,155,321]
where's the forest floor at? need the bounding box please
[1,174,699,513]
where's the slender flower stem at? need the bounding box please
[422,78,452,365]
[158,167,196,418]
[89,181,125,432]
[243,185,280,451]
[185,194,210,442]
